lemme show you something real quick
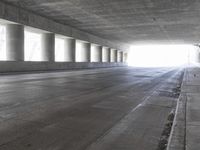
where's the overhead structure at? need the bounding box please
[1,0,200,44]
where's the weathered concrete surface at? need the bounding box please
[2,0,200,44]
[0,67,183,149]
[0,62,126,73]
[168,67,200,150]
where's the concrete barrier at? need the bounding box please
[0,61,127,73]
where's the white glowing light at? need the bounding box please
[55,37,65,62]
[91,44,97,62]
[76,41,89,62]
[128,45,198,67]
[0,25,6,60]
[24,31,42,61]
[76,41,83,62]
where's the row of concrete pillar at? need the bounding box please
[5,24,126,62]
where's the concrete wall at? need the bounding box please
[0,62,126,73]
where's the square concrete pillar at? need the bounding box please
[121,51,124,62]
[64,38,76,62]
[110,49,116,62]
[108,48,111,62]
[123,52,128,63]
[118,51,123,62]
[117,51,121,62]
[99,46,103,62]
[41,33,55,62]
[86,43,91,62]
[76,41,91,62]
[102,47,110,62]
[91,44,102,62]
[114,50,118,62]
[6,24,24,61]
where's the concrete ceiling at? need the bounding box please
[3,0,200,45]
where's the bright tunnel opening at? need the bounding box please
[128,45,199,67]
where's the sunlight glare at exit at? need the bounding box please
[128,45,199,67]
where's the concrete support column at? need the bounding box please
[98,46,103,62]
[121,52,124,62]
[108,48,111,62]
[110,49,115,62]
[41,33,55,62]
[64,38,76,62]
[102,47,110,62]
[114,50,118,62]
[199,51,200,63]
[6,24,24,61]
[123,52,128,63]
[76,41,91,62]
[86,43,91,62]
[92,45,102,62]
[117,51,123,62]
[117,51,121,62]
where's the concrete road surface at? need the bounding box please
[0,67,184,150]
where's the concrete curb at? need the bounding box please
[167,93,186,150]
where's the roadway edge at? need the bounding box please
[167,68,187,150]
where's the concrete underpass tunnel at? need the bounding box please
[127,44,200,67]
